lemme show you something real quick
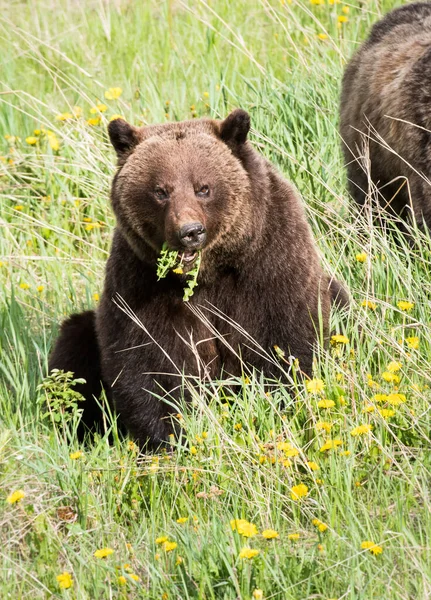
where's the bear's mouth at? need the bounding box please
[181,250,198,265]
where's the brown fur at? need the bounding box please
[49,110,347,448]
[340,2,431,229]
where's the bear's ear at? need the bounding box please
[108,118,141,160]
[219,109,250,147]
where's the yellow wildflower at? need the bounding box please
[69,450,83,460]
[230,519,258,537]
[331,334,349,345]
[387,361,402,372]
[350,424,372,436]
[310,0,324,4]
[129,573,140,582]
[378,409,395,419]
[190,445,197,455]
[47,133,60,151]
[276,442,299,457]
[56,572,73,589]
[356,252,367,262]
[397,301,414,312]
[306,461,319,471]
[290,484,308,501]
[55,112,73,121]
[90,103,108,114]
[373,393,388,403]
[382,372,400,384]
[306,379,324,393]
[118,576,127,586]
[105,87,123,100]
[320,439,343,452]
[239,547,260,559]
[93,293,100,301]
[317,33,328,40]
[406,336,419,350]
[342,5,349,13]
[252,590,264,600]
[340,450,351,456]
[338,15,348,23]
[175,556,183,565]
[361,540,383,555]
[312,518,328,532]
[25,136,38,145]
[94,547,114,558]
[288,533,300,541]
[316,421,332,433]
[6,490,25,504]
[362,300,376,310]
[362,404,375,413]
[37,285,44,293]
[234,423,242,431]
[262,529,279,539]
[176,517,188,524]
[19,282,30,290]
[317,399,335,409]
[387,393,406,406]
[163,541,177,552]
[155,536,168,544]
[110,114,125,121]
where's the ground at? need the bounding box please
[1,1,430,598]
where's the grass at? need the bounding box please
[1,0,431,598]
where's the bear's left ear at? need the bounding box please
[219,109,250,147]
[108,118,141,161]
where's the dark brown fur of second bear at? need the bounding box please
[50,110,347,448]
[340,2,431,229]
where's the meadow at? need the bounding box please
[1,0,431,598]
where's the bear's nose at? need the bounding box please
[178,222,207,249]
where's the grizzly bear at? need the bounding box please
[49,109,348,448]
[340,2,431,230]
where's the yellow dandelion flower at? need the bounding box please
[93,293,100,302]
[155,536,168,544]
[312,518,328,532]
[387,361,402,372]
[397,300,414,311]
[306,379,325,394]
[252,590,264,600]
[118,576,127,586]
[320,439,343,452]
[331,334,349,345]
[356,252,367,262]
[37,285,44,293]
[340,450,351,456]
[362,300,376,310]
[105,87,123,100]
[55,112,73,121]
[234,423,242,431]
[110,114,125,121]
[163,541,177,552]
[230,519,258,537]
[378,409,395,419]
[342,5,349,13]
[90,103,108,114]
[361,540,383,555]
[176,517,188,524]
[350,424,372,436]
[306,461,319,471]
[129,573,140,582]
[338,15,349,23]
[406,336,419,350]
[94,547,114,558]
[239,547,260,559]
[69,450,83,460]
[317,33,328,40]
[262,529,279,539]
[6,490,25,504]
[387,393,406,406]
[310,0,324,4]
[56,572,73,589]
[25,136,38,145]
[190,445,197,455]
[48,134,60,151]
[362,404,375,413]
[316,421,332,433]
[373,393,388,403]
[290,484,308,501]
[19,282,30,290]
[382,372,400,384]
[317,399,335,409]
[288,533,300,541]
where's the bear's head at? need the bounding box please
[108,110,255,273]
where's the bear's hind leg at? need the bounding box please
[48,310,106,438]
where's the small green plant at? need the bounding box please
[37,369,85,424]
[156,243,202,301]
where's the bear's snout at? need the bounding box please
[178,222,207,249]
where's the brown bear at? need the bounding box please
[340,2,431,230]
[49,110,348,448]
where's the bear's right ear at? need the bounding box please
[219,109,250,147]
[108,118,141,161]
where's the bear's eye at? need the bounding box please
[196,185,210,197]
[154,187,168,200]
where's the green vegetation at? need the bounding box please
[1,1,430,598]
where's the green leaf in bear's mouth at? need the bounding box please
[156,243,201,301]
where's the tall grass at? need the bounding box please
[1,1,430,598]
